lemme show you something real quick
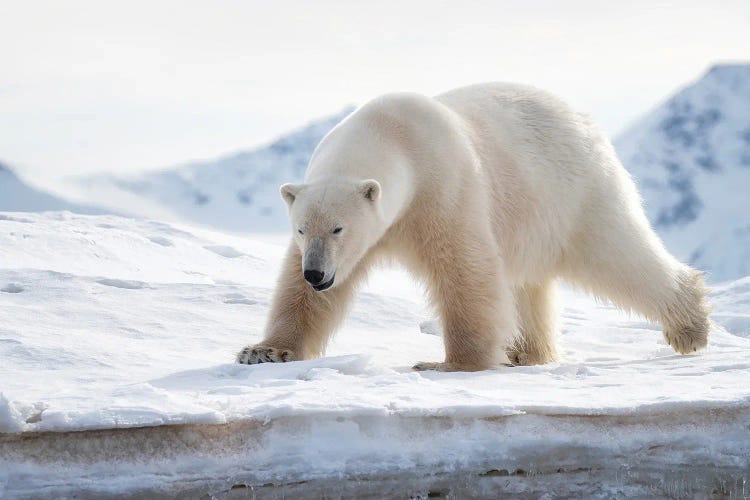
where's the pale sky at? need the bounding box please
[1,0,748,180]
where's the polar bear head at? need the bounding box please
[280,179,383,291]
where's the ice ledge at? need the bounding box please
[2,405,749,497]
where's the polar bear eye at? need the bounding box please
[298,229,304,235]
[332,227,343,234]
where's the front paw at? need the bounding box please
[236,345,296,364]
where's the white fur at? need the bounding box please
[237,83,710,371]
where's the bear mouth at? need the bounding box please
[312,274,335,292]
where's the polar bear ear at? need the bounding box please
[280,183,303,207]
[359,179,381,202]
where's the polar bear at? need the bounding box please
[237,83,711,371]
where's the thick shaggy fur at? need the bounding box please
[237,83,711,371]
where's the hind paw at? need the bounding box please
[663,326,708,354]
[506,349,530,366]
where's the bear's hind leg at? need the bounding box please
[507,280,560,365]
[563,208,710,355]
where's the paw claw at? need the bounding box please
[413,361,442,371]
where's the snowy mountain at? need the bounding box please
[76,108,354,233]
[72,65,750,281]
[615,64,750,282]
[2,212,750,497]
[0,162,102,214]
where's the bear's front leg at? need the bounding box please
[237,243,358,365]
[412,236,518,372]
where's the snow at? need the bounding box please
[1,212,750,496]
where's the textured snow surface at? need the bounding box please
[1,212,749,496]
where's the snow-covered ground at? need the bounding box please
[1,212,750,497]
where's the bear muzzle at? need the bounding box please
[304,269,335,291]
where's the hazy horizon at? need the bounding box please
[1,0,748,180]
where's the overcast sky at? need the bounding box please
[1,0,748,179]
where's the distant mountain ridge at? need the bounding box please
[614,63,750,281]
[0,162,103,214]
[76,108,354,233]
[69,65,749,281]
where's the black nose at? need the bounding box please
[304,269,325,285]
